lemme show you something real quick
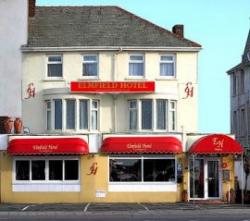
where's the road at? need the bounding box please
[0,203,250,220]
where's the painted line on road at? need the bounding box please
[21,205,30,211]
[138,203,149,211]
[84,203,90,212]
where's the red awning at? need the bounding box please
[189,134,244,154]
[8,137,89,155]
[101,136,182,154]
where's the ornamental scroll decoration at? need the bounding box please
[25,83,35,99]
[87,162,98,175]
[182,82,194,99]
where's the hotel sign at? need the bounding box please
[32,145,58,153]
[70,81,155,93]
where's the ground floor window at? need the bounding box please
[109,156,176,183]
[15,158,79,182]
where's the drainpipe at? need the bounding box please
[242,153,244,205]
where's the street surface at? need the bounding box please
[0,203,249,220]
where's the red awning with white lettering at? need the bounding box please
[8,138,89,155]
[101,136,182,154]
[189,134,244,154]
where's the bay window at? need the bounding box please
[109,157,176,183]
[128,99,176,131]
[46,99,99,131]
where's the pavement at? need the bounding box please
[0,202,249,213]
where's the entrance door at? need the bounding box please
[189,158,221,199]
[207,160,220,198]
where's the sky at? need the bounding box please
[37,0,250,134]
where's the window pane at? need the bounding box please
[144,159,175,182]
[32,160,45,180]
[129,110,137,130]
[47,64,62,77]
[16,161,29,180]
[129,100,137,108]
[141,100,152,129]
[130,55,143,61]
[83,63,97,76]
[65,160,79,180]
[54,99,62,130]
[110,159,141,182]
[48,56,61,62]
[161,56,173,61]
[49,160,63,180]
[157,100,166,129]
[80,100,88,129]
[83,55,97,61]
[160,63,174,76]
[66,100,75,129]
[129,63,144,76]
[91,110,98,130]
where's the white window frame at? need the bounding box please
[128,99,177,132]
[46,55,63,79]
[128,54,145,78]
[45,98,100,133]
[169,100,177,132]
[159,54,176,77]
[128,100,138,130]
[13,156,80,184]
[82,54,99,79]
[108,155,177,184]
[46,100,52,131]
[91,100,100,131]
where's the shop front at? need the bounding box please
[187,134,244,202]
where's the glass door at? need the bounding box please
[189,159,204,199]
[207,160,220,198]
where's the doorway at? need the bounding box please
[189,158,221,200]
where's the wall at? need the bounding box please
[0,0,28,117]
[22,51,198,134]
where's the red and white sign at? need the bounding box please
[70,81,155,93]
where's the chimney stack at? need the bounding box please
[172,25,184,38]
[29,0,36,17]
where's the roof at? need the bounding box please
[27,6,201,49]
[227,63,243,74]
[242,29,250,64]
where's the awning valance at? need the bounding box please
[188,134,244,155]
[101,136,182,154]
[8,137,89,155]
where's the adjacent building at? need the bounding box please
[227,29,250,151]
[0,1,244,203]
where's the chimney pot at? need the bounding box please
[29,0,36,17]
[172,24,184,38]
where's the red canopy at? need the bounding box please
[189,134,244,154]
[8,137,89,155]
[101,136,182,154]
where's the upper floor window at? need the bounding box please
[160,55,175,77]
[240,70,245,94]
[129,54,144,76]
[128,99,176,131]
[82,55,98,77]
[232,74,237,96]
[233,110,237,134]
[46,99,99,132]
[47,55,63,77]
[240,108,246,136]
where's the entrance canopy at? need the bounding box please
[101,136,182,154]
[189,134,243,155]
[8,137,89,155]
